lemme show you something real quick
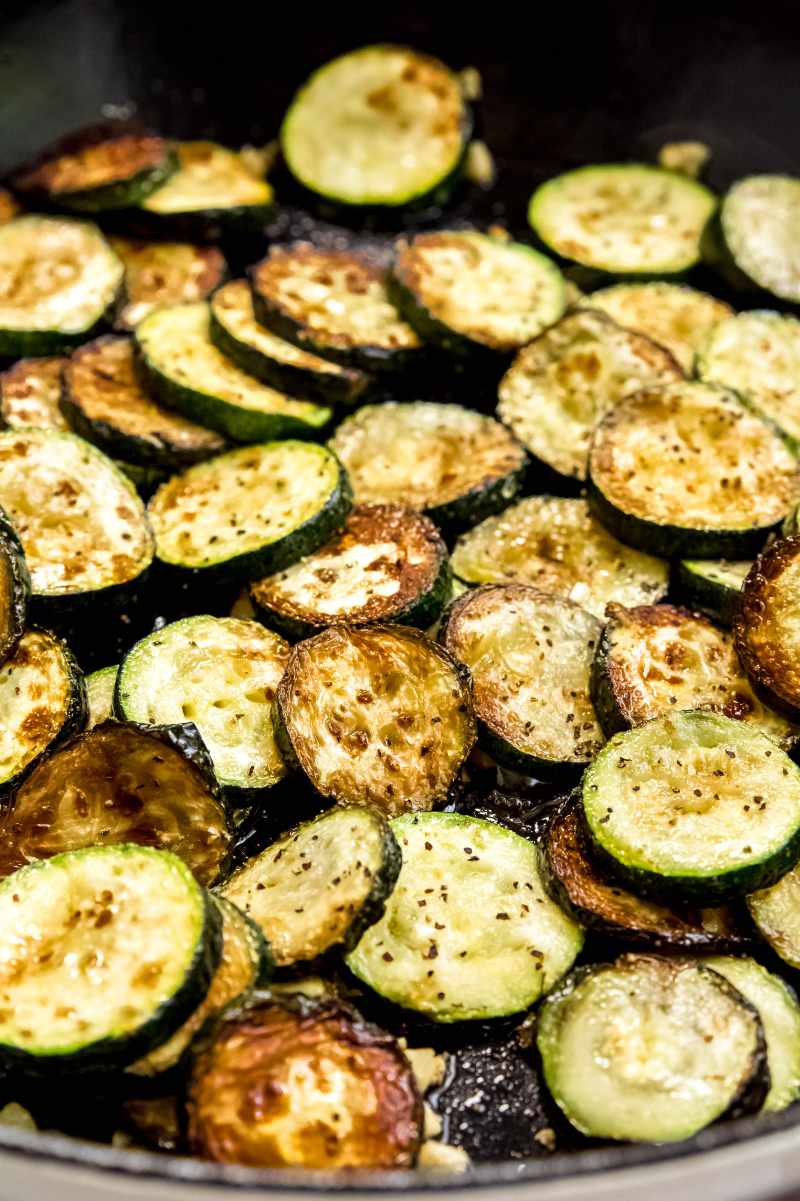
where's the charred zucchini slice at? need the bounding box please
[280,45,469,209]
[85,664,117,728]
[0,216,124,356]
[221,805,400,966]
[0,844,221,1073]
[140,141,274,234]
[585,282,732,372]
[441,585,604,779]
[0,190,19,225]
[496,310,682,482]
[187,994,422,1168]
[588,382,800,559]
[528,164,716,275]
[0,627,87,799]
[0,357,69,431]
[748,862,800,971]
[109,237,227,331]
[347,811,583,1022]
[0,721,231,885]
[734,537,800,719]
[276,626,475,817]
[591,603,798,748]
[673,558,751,628]
[450,496,668,620]
[250,246,425,375]
[63,336,225,469]
[328,402,526,534]
[210,280,368,407]
[146,441,351,581]
[582,711,800,902]
[536,955,768,1141]
[12,135,177,212]
[0,508,30,666]
[249,504,450,641]
[390,231,565,355]
[115,616,290,801]
[122,1095,181,1153]
[135,302,332,443]
[716,175,800,302]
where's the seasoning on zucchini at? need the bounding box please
[734,537,800,720]
[450,496,668,620]
[249,503,450,641]
[209,280,369,407]
[673,558,751,627]
[0,216,124,356]
[146,440,351,582]
[0,357,69,430]
[222,805,400,966]
[276,625,474,816]
[496,310,682,482]
[346,811,583,1022]
[115,616,290,801]
[0,720,231,885]
[328,402,527,534]
[140,141,275,235]
[536,955,768,1142]
[441,585,604,779]
[280,45,469,209]
[12,134,177,211]
[0,508,30,666]
[528,164,716,275]
[0,844,222,1073]
[109,236,227,331]
[588,381,800,559]
[714,175,800,302]
[582,711,800,902]
[85,664,117,728]
[748,861,800,970]
[187,994,422,1169]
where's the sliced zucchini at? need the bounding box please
[528,164,716,275]
[122,1095,181,1153]
[109,236,227,331]
[187,994,422,1168]
[140,141,274,235]
[450,496,668,620]
[705,956,800,1113]
[591,602,798,749]
[0,720,231,886]
[209,280,368,406]
[441,585,604,779]
[277,626,474,816]
[280,45,469,209]
[585,282,732,372]
[0,627,87,799]
[588,381,800,559]
[13,135,177,212]
[496,309,682,482]
[0,844,221,1072]
[0,190,19,225]
[748,862,800,970]
[347,812,583,1022]
[673,558,751,627]
[146,440,351,581]
[250,245,425,375]
[536,955,768,1142]
[328,402,526,534]
[135,302,332,442]
[115,616,290,800]
[390,231,565,355]
[734,537,800,719]
[582,711,800,902]
[716,175,800,302]
[249,503,450,641]
[0,508,29,666]
[221,805,400,966]
[0,357,69,431]
[85,664,117,728]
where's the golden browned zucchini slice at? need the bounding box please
[735,536,800,718]
[110,236,227,331]
[0,357,69,431]
[586,282,732,372]
[13,134,177,211]
[0,508,29,666]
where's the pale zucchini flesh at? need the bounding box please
[720,175,800,302]
[675,558,751,627]
[142,141,273,214]
[748,862,800,970]
[0,357,69,431]
[85,665,118,728]
[585,282,732,372]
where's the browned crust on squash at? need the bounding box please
[735,536,800,718]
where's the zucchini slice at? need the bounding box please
[390,231,565,355]
[250,245,425,375]
[705,956,800,1113]
[536,955,768,1142]
[280,45,469,209]
[496,310,682,482]
[249,503,450,641]
[221,805,400,966]
[0,627,87,799]
[748,862,800,970]
[716,175,800,302]
[13,135,177,212]
[209,280,368,407]
[63,336,226,469]
[0,720,231,886]
[441,585,604,779]
[187,994,422,1169]
[0,508,30,666]
[582,711,800,902]
[0,357,69,431]
[0,216,123,356]
[734,537,800,719]
[277,626,475,817]
[122,1095,181,1153]
[674,558,751,628]
[0,844,221,1073]
[146,440,351,581]
[140,141,274,234]
[450,496,668,620]
[85,664,117,728]
[328,402,527,534]
[115,616,290,801]
[585,282,733,372]
[346,811,583,1022]
[0,190,19,225]
[591,603,798,748]
[109,236,227,331]
[528,164,716,275]
[588,382,800,559]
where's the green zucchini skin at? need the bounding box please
[672,559,749,628]
[0,506,30,666]
[11,134,179,213]
[41,149,178,213]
